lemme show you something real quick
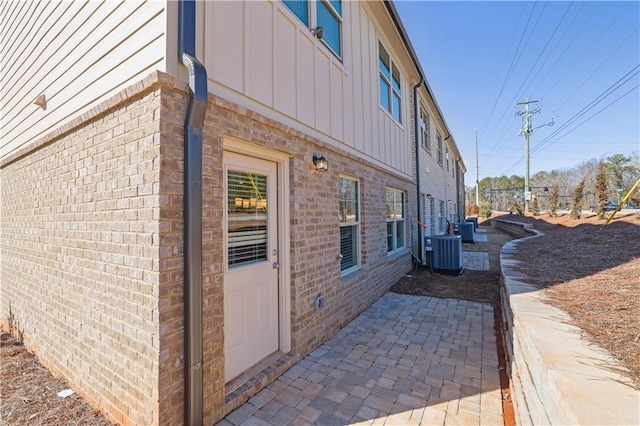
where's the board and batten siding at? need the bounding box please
[0,1,167,161]
[201,1,413,177]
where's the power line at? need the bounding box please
[509,2,574,104]
[523,1,589,97]
[532,65,640,154]
[532,82,640,156]
[553,26,639,112]
[541,2,635,99]
[478,2,538,136]
[498,64,640,177]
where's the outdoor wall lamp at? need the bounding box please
[313,155,328,172]
[311,26,323,39]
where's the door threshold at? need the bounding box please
[224,351,297,415]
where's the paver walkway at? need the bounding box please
[463,252,490,271]
[473,234,488,243]
[219,293,503,425]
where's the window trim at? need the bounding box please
[420,106,431,153]
[437,133,443,166]
[379,42,402,123]
[446,148,450,172]
[281,0,343,59]
[339,176,360,275]
[386,188,406,253]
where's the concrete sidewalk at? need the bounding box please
[219,293,504,425]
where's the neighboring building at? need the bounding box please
[0,1,465,424]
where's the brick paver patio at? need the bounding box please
[219,293,504,425]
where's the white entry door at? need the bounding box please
[224,152,279,382]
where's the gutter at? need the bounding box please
[413,78,424,260]
[179,1,208,424]
[382,1,466,170]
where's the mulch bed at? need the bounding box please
[1,333,113,425]
[496,211,640,389]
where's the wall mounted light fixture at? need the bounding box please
[313,155,328,172]
[311,26,323,39]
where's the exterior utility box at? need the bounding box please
[428,235,463,275]
[456,222,475,244]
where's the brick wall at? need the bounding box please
[2,71,416,424]
[196,77,415,420]
[0,74,165,425]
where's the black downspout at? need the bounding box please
[456,160,463,221]
[179,1,207,425]
[413,78,424,262]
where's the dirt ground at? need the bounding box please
[391,225,524,304]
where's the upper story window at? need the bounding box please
[282,0,342,57]
[420,107,431,152]
[339,176,360,273]
[386,188,405,252]
[446,148,450,172]
[379,43,402,123]
[437,133,443,166]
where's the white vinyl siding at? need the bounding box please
[0,1,166,160]
[202,1,412,176]
[282,0,342,57]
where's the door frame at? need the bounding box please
[223,136,291,354]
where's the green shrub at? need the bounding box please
[479,203,493,219]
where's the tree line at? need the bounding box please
[466,153,640,217]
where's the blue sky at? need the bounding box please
[394,1,640,186]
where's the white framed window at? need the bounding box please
[379,42,402,123]
[339,176,360,273]
[386,188,405,252]
[429,198,436,235]
[282,0,342,57]
[420,106,431,152]
[446,148,450,172]
[437,133,443,166]
[439,200,445,233]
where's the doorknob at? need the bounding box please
[272,262,280,269]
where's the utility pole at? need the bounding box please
[475,129,480,207]
[516,98,541,214]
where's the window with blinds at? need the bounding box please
[227,170,268,267]
[339,177,359,273]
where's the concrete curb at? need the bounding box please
[496,220,640,426]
